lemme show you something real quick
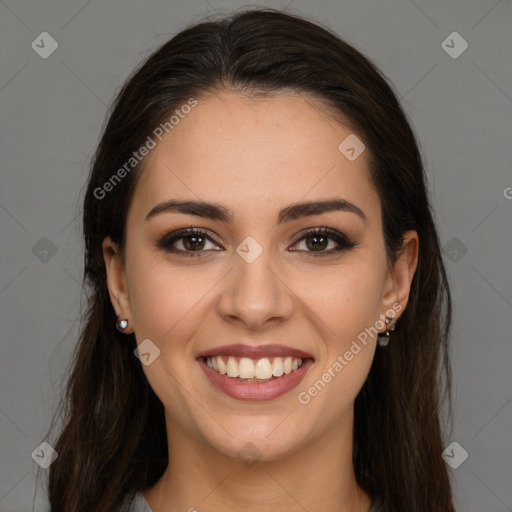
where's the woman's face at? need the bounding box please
[104,91,417,463]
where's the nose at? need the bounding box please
[216,251,294,331]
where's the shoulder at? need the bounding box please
[369,495,386,512]
[120,490,153,512]
[121,490,383,512]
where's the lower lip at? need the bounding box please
[198,358,314,402]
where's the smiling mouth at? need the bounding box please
[203,355,307,382]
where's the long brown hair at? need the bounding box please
[44,8,455,511]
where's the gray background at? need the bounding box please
[1,0,511,511]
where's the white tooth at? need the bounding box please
[283,357,293,374]
[217,356,227,374]
[272,357,284,377]
[226,356,239,378]
[255,358,273,379]
[238,357,255,378]
[206,357,212,368]
[291,358,298,371]
[298,358,303,367]
[211,357,218,371]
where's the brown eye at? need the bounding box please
[157,227,223,256]
[181,234,207,251]
[291,228,356,256]
[304,233,330,251]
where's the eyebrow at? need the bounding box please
[145,198,367,224]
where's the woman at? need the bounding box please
[45,8,455,512]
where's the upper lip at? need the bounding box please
[196,343,314,360]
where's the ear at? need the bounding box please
[102,236,134,333]
[380,230,419,322]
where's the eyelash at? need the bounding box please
[156,226,357,258]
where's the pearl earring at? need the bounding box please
[116,319,129,332]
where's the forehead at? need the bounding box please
[130,91,379,223]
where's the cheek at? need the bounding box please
[124,252,222,426]
[126,250,221,342]
[293,262,384,423]
[292,259,385,349]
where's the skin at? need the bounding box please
[103,91,418,512]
